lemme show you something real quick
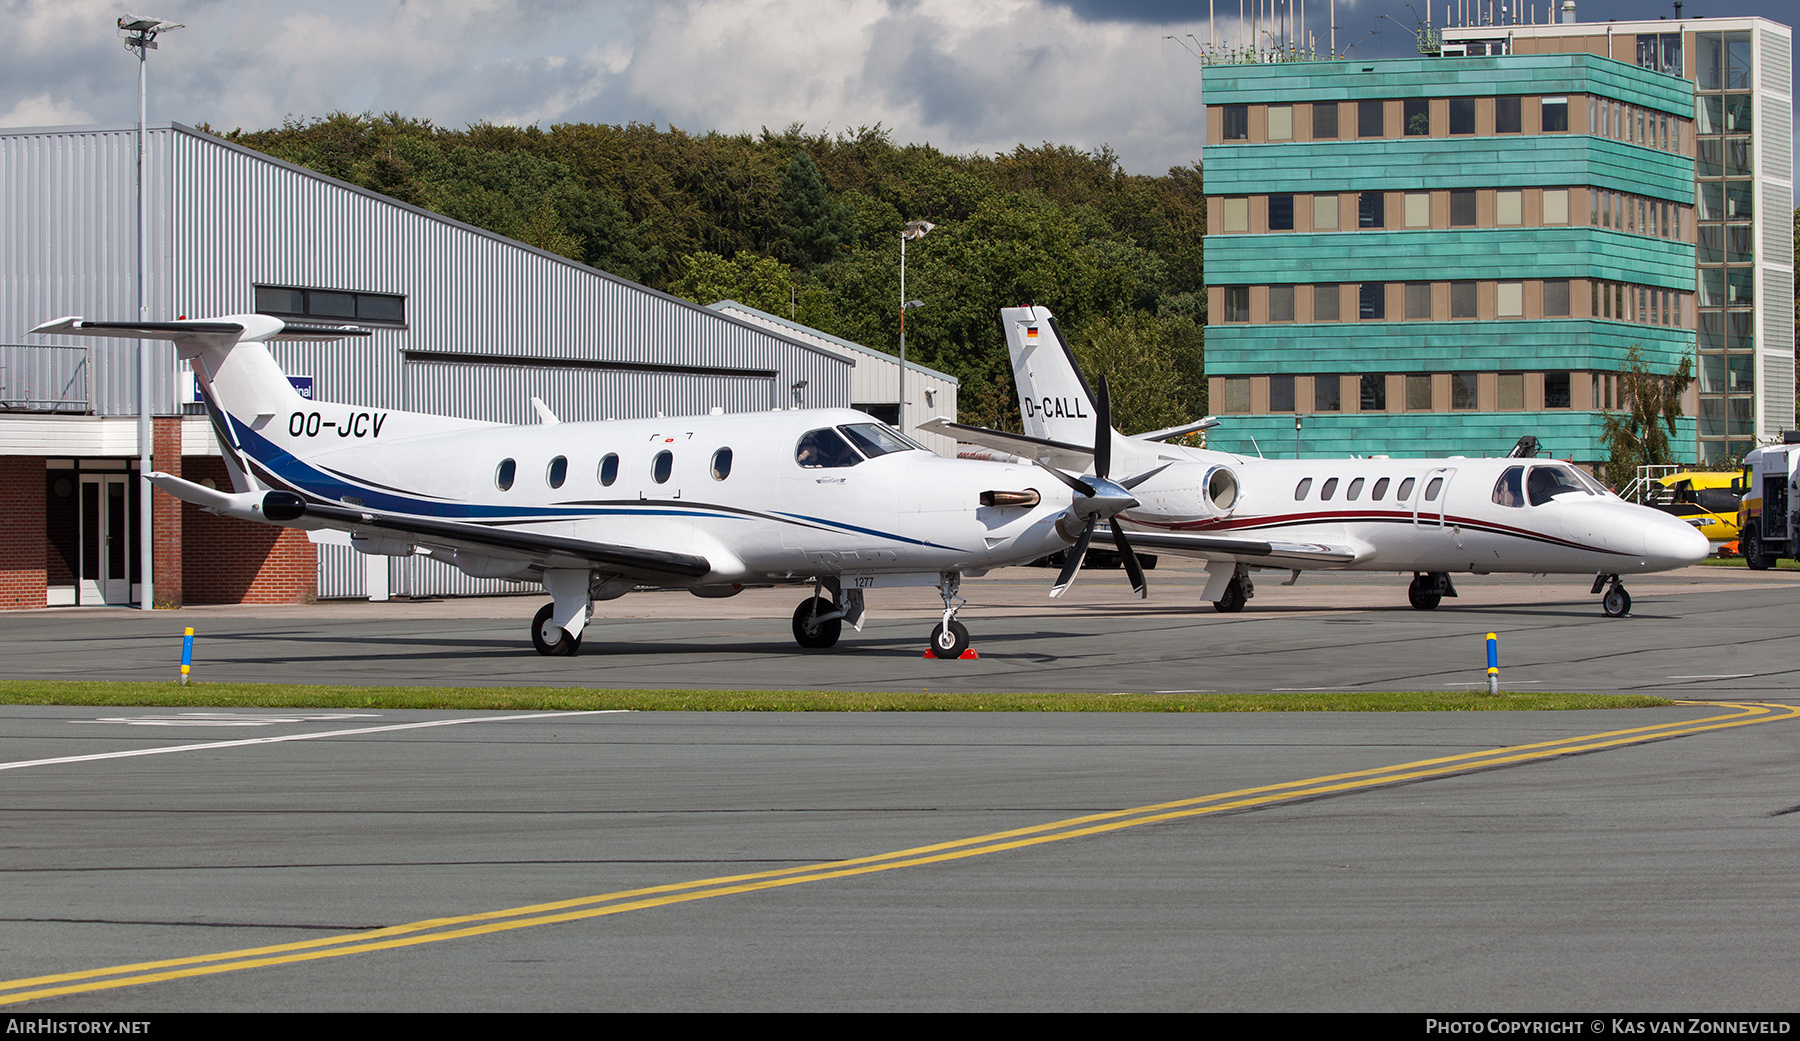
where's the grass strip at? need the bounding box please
[0,681,1670,713]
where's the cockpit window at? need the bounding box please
[796,427,863,469]
[839,423,925,458]
[1492,466,1525,507]
[1527,465,1588,506]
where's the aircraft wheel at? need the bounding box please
[1407,577,1442,611]
[928,620,970,659]
[792,597,842,649]
[1212,578,1247,613]
[531,603,581,656]
[1601,584,1631,618]
[1743,527,1769,571]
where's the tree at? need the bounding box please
[1068,313,1205,436]
[1599,344,1695,489]
[777,152,852,267]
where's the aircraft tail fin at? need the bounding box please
[1001,306,1099,447]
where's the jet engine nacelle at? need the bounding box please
[1129,462,1240,523]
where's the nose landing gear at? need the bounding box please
[1593,573,1631,617]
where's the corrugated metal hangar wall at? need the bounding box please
[3,123,853,600]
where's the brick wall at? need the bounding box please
[0,457,48,609]
[152,419,182,608]
[180,457,317,604]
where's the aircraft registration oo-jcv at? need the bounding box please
[922,305,1709,617]
[34,313,1154,658]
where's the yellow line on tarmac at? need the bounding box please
[2,700,1792,1006]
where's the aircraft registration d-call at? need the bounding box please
[34,313,1142,658]
[923,305,1709,616]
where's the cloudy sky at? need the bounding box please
[2,0,1792,175]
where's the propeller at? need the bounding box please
[1028,376,1165,600]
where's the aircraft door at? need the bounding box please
[1411,467,1456,530]
[78,473,134,605]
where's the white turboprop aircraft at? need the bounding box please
[920,305,1709,617]
[34,313,1139,658]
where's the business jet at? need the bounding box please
[920,305,1709,617]
[33,313,1144,658]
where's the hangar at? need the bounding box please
[0,122,951,609]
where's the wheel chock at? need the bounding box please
[922,648,981,659]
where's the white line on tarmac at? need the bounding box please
[0,711,623,773]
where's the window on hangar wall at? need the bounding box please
[255,285,407,326]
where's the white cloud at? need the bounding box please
[0,93,96,128]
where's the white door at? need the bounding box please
[79,474,132,605]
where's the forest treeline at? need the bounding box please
[211,113,1207,430]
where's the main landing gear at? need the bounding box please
[531,569,593,656]
[1407,572,1458,610]
[1212,565,1253,613]
[1592,573,1632,617]
[791,578,866,650]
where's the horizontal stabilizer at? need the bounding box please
[31,316,370,344]
[1134,417,1220,442]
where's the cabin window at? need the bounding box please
[796,428,862,469]
[1372,477,1390,500]
[652,450,674,484]
[598,453,619,487]
[1320,478,1339,500]
[711,448,733,481]
[1528,465,1585,506]
[495,459,516,491]
[1493,466,1525,507]
[1424,477,1443,501]
[1397,477,1416,501]
[546,456,568,489]
[1346,477,1365,500]
[839,423,923,458]
[1294,478,1313,500]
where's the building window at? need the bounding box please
[1450,190,1477,227]
[1269,375,1295,412]
[1222,105,1249,140]
[1358,283,1385,321]
[1269,285,1296,322]
[1495,96,1521,134]
[1497,282,1523,317]
[1543,188,1569,225]
[1223,286,1250,322]
[1405,375,1433,411]
[1222,197,1249,233]
[1498,373,1524,410]
[1449,97,1476,135]
[1312,194,1339,230]
[1496,189,1522,226]
[1638,33,1682,76]
[1268,194,1295,231]
[254,285,406,326]
[1543,279,1571,317]
[1358,100,1385,138]
[1404,99,1430,136]
[1541,96,1568,133]
[1696,31,1752,91]
[1225,378,1250,412]
[1544,372,1572,409]
[1360,374,1387,411]
[1403,192,1429,228]
[1450,281,1477,319]
[1358,191,1385,229]
[1313,284,1340,322]
[1405,283,1431,320]
[1313,102,1339,139]
[1451,373,1477,410]
[1315,375,1341,412]
[1268,104,1293,140]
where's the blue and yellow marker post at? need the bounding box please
[180,627,194,685]
[1486,632,1499,695]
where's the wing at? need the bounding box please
[151,473,710,580]
[916,417,1094,471]
[1105,523,1367,566]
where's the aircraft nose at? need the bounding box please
[1644,510,1711,569]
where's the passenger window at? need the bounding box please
[1397,477,1416,500]
[652,450,673,484]
[495,459,516,491]
[1424,477,1443,501]
[1321,478,1338,500]
[1372,477,1390,500]
[598,453,619,487]
[796,428,863,468]
[1346,477,1365,500]
[1294,478,1313,500]
[546,456,567,489]
[1492,466,1525,507]
[711,447,733,481]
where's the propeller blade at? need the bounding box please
[1117,462,1170,491]
[1093,375,1112,481]
[1029,458,1096,498]
[1050,517,1097,598]
[1110,523,1148,599]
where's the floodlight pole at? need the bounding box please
[899,220,934,433]
[121,15,181,610]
